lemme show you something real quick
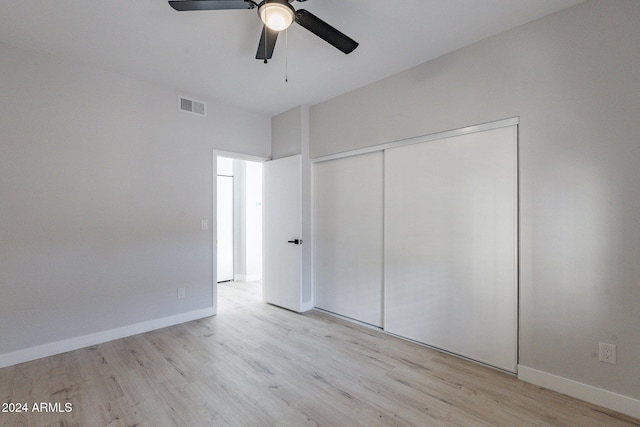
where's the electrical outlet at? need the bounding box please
[177,287,186,299]
[201,219,208,230]
[599,342,616,364]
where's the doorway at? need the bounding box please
[216,156,263,292]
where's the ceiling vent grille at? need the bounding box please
[179,96,207,117]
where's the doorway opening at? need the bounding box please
[216,156,263,304]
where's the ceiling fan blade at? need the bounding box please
[168,0,255,11]
[294,9,358,54]
[256,26,279,60]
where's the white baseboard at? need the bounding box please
[233,274,262,283]
[301,301,314,312]
[0,307,216,369]
[518,365,640,419]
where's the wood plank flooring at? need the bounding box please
[1,281,638,426]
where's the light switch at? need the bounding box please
[201,219,208,230]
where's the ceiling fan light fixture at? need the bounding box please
[258,1,295,32]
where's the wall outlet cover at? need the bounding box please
[599,342,617,364]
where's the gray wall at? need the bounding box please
[0,42,270,356]
[272,107,304,160]
[309,1,640,400]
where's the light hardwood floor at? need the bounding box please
[1,281,638,427]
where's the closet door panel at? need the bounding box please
[314,152,384,326]
[384,126,517,372]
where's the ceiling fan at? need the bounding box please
[168,0,359,62]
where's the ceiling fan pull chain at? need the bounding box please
[285,28,289,83]
[264,22,268,63]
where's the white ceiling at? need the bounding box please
[0,0,585,116]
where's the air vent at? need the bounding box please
[178,96,207,117]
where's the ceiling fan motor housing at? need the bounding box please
[257,0,296,32]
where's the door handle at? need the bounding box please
[287,239,303,245]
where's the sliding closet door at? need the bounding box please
[385,126,517,372]
[314,152,384,326]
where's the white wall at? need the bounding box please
[0,42,270,362]
[227,158,263,283]
[244,161,263,282]
[310,0,640,407]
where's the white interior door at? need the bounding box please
[384,126,518,372]
[263,155,303,312]
[217,175,234,282]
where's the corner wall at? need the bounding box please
[309,0,640,414]
[271,106,312,307]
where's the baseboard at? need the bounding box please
[233,274,262,283]
[0,307,216,369]
[518,365,640,419]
